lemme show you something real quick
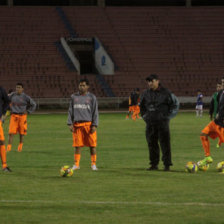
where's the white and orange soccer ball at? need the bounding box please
[60,165,73,177]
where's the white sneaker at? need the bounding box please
[72,165,80,170]
[91,164,98,171]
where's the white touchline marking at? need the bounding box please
[0,200,223,207]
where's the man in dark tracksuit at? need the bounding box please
[140,74,179,171]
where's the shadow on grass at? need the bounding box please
[100,167,186,173]
[94,167,187,178]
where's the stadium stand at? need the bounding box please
[63,6,224,96]
[0,6,224,98]
[0,7,75,98]
[106,7,224,96]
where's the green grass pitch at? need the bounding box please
[1,112,224,224]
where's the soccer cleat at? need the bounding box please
[7,145,11,152]
[18,144,23,152]
[198,156,213,166]
[91,164,98,171]
[2,167,12,172]
[72,165,80,170]
[146,165,158,171]
[164,166,170,171]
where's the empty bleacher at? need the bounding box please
[105,7,224,96]
[64,6,224,96]
[1,6,224,98]
[0,6,78,98]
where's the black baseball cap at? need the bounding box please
[146,74,159,82]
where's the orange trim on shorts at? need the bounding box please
[129,106,135,112]
[9,114,27,135]
[132,105,140,120]
[72,122,97,147]
[202,120,224,143]
[73,121,92,127]
[0,121,5,141]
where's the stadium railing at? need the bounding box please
[34,96,212,110]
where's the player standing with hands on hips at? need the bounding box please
[7,83,36,152]
[140,74,179,171]
[67,78,99,171]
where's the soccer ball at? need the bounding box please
[185,161,198,173]
[197,162,210,171]
[216,161,224,172]
[60,165,73,177]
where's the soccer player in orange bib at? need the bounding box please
[0,86,11,171]
[126,88,140,120]
[132,88,141,121]
[198,88,224,166]
[67,78,99,171]
[7,83,36,152]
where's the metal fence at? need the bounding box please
[34,96,212,110]
[34,97,128,110]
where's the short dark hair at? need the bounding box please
[79,78,89,85]
[146,74,159,82]
[16,83,23,88]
